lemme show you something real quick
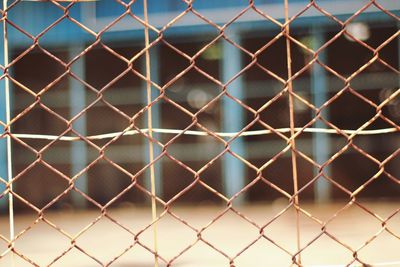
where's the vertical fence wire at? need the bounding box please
[284,0,301,264]
[2,0,15,254]
[143,1,159,266]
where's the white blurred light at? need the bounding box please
[345,22,370,41]
[187,89,209,109]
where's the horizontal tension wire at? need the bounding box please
[2,127,397,141]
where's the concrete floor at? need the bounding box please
[0,200,399,267]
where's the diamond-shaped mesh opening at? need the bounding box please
[85,101,131,136]
[249,148,298,200]
[357,230,400,265]
[13,163,70,209]
[158,156,196,202]
[139,213,198,260]
[328,89,379,129]
[12,104,68,136]
[0,0,398,266]
[161,12,221,55]
[13,219,72,266]
[82,159,138,206]
[351,61,398,94]
[300,233,354,266]
[105,193,164,232]
[325,203,383,248]
[325,33,375,76]
[202,210,260,257]
[155,42,192,87]
[10,46,67,94]
[44,194,101,233]
[75,216,135,264]
[262,205,322,252]
[164,68,222,114]
[8,2,65,37]
[329,148,381,193]
[39,17,97,47]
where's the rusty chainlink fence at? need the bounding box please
[0,0,399,266]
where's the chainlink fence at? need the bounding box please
[0,0,399,266]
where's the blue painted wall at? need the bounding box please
[3,1,398,48]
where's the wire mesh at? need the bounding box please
[0,0,399,266]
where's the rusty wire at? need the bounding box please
[283,0,301,264]
[142,0,159,265]
[0,0,399,266]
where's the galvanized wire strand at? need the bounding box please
[143,0,159,266]
[284,0,301,264]
[5,127,398,141]
[2,0,15,256]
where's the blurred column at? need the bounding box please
[311,27,332,202]
[0,40,7,210]
[69,46,88,208]
[221,29,246,204]
[142,46,163,198]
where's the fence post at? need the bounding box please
[311,27,332,203]
[142,46,163,199]
[221,29,246,204]
[69,45,88,208]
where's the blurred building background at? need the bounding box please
[0,0,399,211]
